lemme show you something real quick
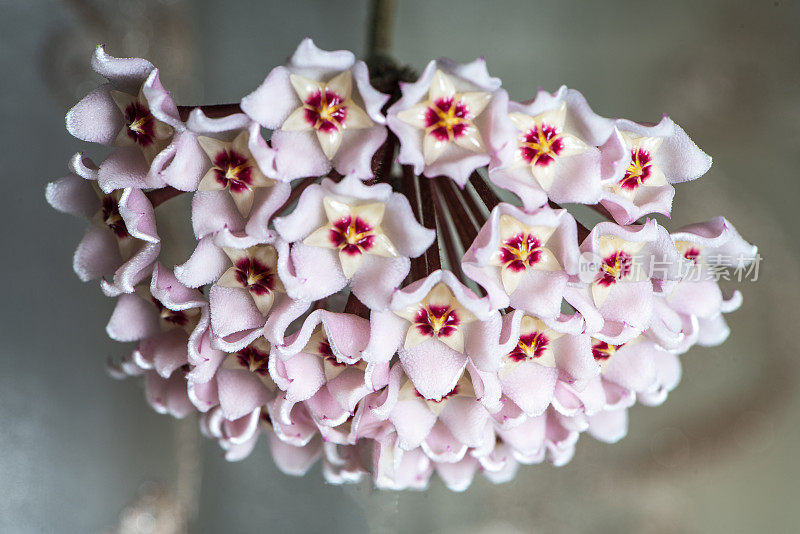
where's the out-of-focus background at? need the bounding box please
[2,0,799,532]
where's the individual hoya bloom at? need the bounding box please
[462,203,580,318]
[241,38,388,180]
[496,312,597,418]
[269,310,389,431]
[566,220,681,343]
[46,155,160,296]
[196,130,275,217]
[646,216,756,349]
[553,335,679,416]
[369,366,494,461]
[600,116,712,224]
[489,86,622,210]
[387,57,513,186]
[372,435,434,491]
[273,175,434,309]
[65,46,188,192]
[216,244,285,316]
[207,241,309,353]
[363,270,504,403]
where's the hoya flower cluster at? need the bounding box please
[47,40,757,491]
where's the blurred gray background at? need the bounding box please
[2,0,799,532]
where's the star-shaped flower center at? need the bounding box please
[609,133,667,201]
[489,215,561,294]
[508,103,589,191]
[282,71,373,159]
[500,316,560,376]
[122,101,155,146]
[218,245,285,316]
[197,131,274,217]
[304,197,397,278]
[212,149,253,192]
[397,69,492,165]
[596,250,633,287]
[110,87,174,164]
[234,343,270,376]
[620,148,653,191]
[395,282,477,353]
[590,236,646,306]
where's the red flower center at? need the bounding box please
[213,149,253,193]
[596,251,633,286]
[508,331,550,362]
[329,216,375,256]
[499,232,543,272]
[304,90,347,133]
[619,148,653,191]
[591,340,619,362]
[123,102,156,147]
[233,257,276,296]
[235,346,270,376]
[413,305,460,339]
[425,97,471,141]
[519,123,564,166]
[101,195,129,239]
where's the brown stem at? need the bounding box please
[431,182,462,278]
[438,179,481,249]
[371,133,398,184]
[469,172,503,212]
[416,175,441,273]
[401,166,427,282]
[177,104,242,122]
[146,186,184,207]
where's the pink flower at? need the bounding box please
[463,202,580,318]
[566,219,682,344]
[489,86,624,210]
[599,117,712,224]
[241,38,389,180]
[274,175,434,308]
[386,58,513,185]
[46,155,160,295]
[65,46,191,192]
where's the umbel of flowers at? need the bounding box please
[47,40,758,491]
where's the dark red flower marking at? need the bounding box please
[499,232,543,272]
[233,257,276,296]
[596,251,633,287]
[123,101,156,146]
[151,297,191,328]
[329,216,375,256]
[317,339,346,367]
[508,331,550,362]
[519,123,564,166]
[413,305,460,339]
[212,149,253,192]
[619,148,654,191]
[303,90,347,133]
[415,383,460,402]
[425,97,471,141]
[591,340,620,362]
[683,247,701,263]
[235,345,270,376]
[101,195,129,239]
